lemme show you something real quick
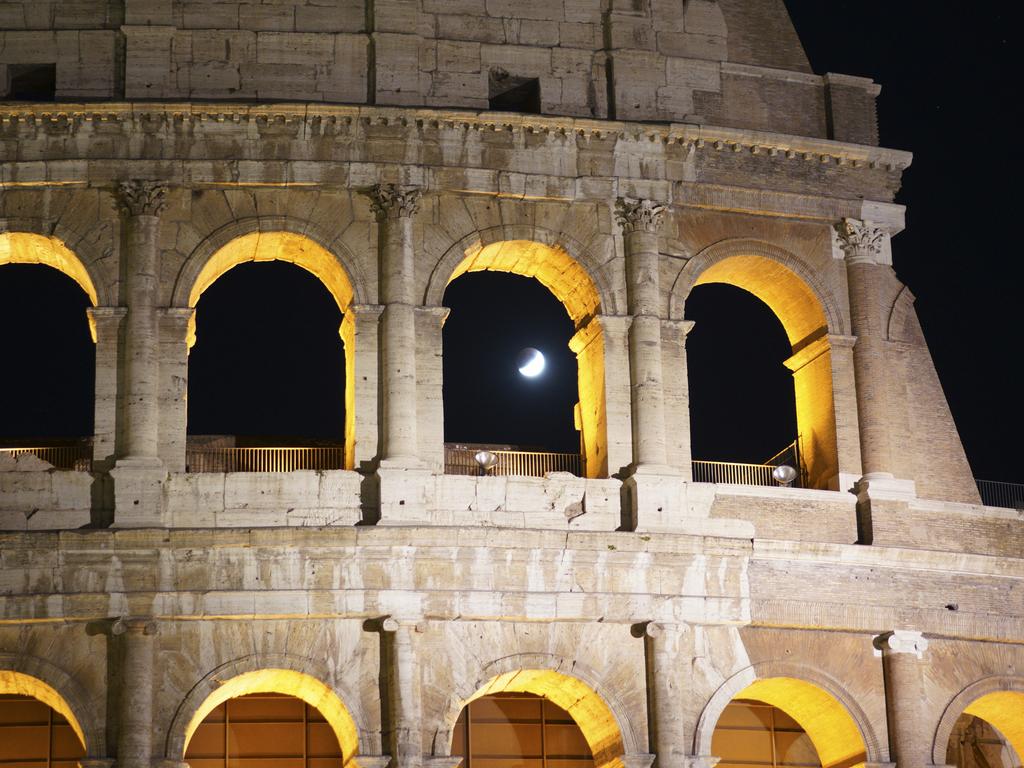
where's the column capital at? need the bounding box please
[368,183,422,221]
[381,617,427,634]
[615,197,667,234]
[835,218,886,264]
[874,629,928,658]
[111,617,158,636]
[116,181,169,217]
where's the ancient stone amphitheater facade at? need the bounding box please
[1,1,1021,767]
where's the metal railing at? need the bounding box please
[976,480,1024,511]
[692,440,803,488]
[185,447,345,473]
[444,444,581,478]
[0,445,92,471]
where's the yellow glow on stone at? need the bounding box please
[736,677,866,768]
[182,668,359,764]
[465,669,625,767]
[963,691,1024,759]
[0,670,87,751]
[0,232,99,307]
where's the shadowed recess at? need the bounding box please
[735,677,867,768]
[461,669,625,767]
[0,670,87,752]
[181,668,358,763]
[962,691,1024,760]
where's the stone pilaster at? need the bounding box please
[158,308,194,472]
[115,181,167,468]
[415,306,450,473]
[381,618,424,768]
[875,629,930,768]
[112,617,157,768]
[87,307,127,472]
[616,198,669,470]
[643,622,688,767]
[370,184,423,466]
[340,304,385,471]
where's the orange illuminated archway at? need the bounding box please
[442,239,611,477]
[673,239,848,490]
[448,668,626,767]
[180,668,359,762]
[0,670,88,752]
[182,230,358,467]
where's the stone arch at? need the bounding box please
[933,676,1024,764]
[670,238,848,489]
[171,219,365,468]
[434,653,640,768]
[887,286,925,345]
[0,653,104,757]
[695,661,883,767]
[0,230,102,308]
[165,654,366,764]
[424,226,620,477]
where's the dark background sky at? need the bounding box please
[0,2,1019,480]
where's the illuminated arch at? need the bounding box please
[436,655,639,768]
[166,658,363,764]
[696,664,881,767]
[0,657,100,756]
[933,677,1024,764]
[671,239,848,489]
[0,230,100,307]
[172,221,362,467]
[425,228,616,477]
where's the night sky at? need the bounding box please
[0,3,1019,481]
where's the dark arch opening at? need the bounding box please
[0,264,94,444]
[686,283,797,465]
[442,272,579,457]
[187,261,346,448]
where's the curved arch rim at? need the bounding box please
[931,674,1024,764]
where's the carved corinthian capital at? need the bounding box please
[615,198,667,234]
[835,218,885,262]
[116,181,168,217]
[368,183,422,221]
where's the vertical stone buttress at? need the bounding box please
[875,630,931,768]
[382,618,424,768]
[88,306,127,470]
[644,622,687,766]
[115,182,167,466]
[836,219,895,479]
[616,198,669,469]
[112,618,157,768]
[370,184,423,465]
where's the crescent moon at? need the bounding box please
[518,349,546,377]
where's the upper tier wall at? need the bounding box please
[0,0,879,144]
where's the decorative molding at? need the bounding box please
[615,198,667,234]
[111,617,158,636]
[116,181,168,217]
[874,629,928,658]
[368,183,422,221]
[835,218,885,262]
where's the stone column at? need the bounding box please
[643,622,687,767]
[158,308,194,472]
[88,307,127,471]
[836,219,896,480]
[616,198,669,470]
[662,319,694,477]
[415,306,449,473]
[370,184,422,466]
[116,181,167,467]
[112,617,157,768]
[875,630,930,768]
[381,618,424,768]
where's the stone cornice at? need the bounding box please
[0,102,913,171]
